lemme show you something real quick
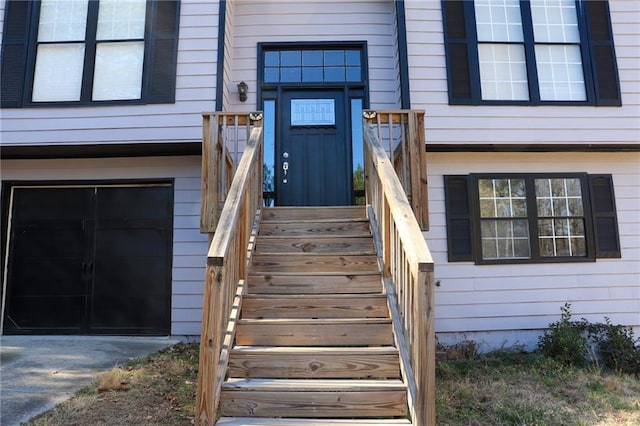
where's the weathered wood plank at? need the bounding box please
[217,418,412,425]
[241,295,389,319]
[228,346,400,379]
[235,319,394,346]
[250,254,379,274]
[246,274,383,294]
[254,237,375,255]
[223,378,406,391]
[220,390,407,418]
[262,206,366,221]
[258,221,371,237]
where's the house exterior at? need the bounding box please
[1,0,638,350]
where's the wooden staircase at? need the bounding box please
[217,206,411,425]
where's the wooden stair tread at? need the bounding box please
[262,206,367,221]
[238,318,391,325]
[243,294,386,300]
[254,236,375,255]
[231,346,397,354]
[241,295,388,319]
[217,418,412,425]
[258,221,371,237]
[228,346,400,379]
[223,378,405,391]
[247,274,382,294]
[251,254,379,274]
[235,319,393,346]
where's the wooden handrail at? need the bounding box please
[364,110,429,230]
[201,112,262,233]
[363,118,435,426]
[195,119,263,425]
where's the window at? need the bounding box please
[444,174,621,263]
[263,48,363,84]
[442,0,621,105]
[1,0,180,107]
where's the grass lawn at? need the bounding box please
[26,343,639,425]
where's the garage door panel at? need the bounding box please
[10,258,85,296]
[90,295,167,332]
[5,296,85,332]
[13,188,92,221]
[12,225,85,258]
[93,256,168,296]
[97,186,172,220]
[94,228,169,258]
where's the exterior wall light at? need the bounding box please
[237,81,248,102]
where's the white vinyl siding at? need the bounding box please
[0,156,208,336]
[404,0,640,145]
[428,152,640,342]
[0,0,219,147]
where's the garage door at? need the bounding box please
[2,184,173,335]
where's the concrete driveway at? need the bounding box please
[0,335,179,426]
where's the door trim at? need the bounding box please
[257,42,370,206]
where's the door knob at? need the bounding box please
[283,152,289,159]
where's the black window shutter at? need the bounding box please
[442,0,473,104]
[589,174,621,258]
[584,1,622,106]
[1,0,32,108]
[147,0,180,104]
[444,175,473,261]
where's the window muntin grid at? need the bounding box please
[478,178,531,259]
[264,49,362,84]
[472,0,587,102]
[474,0,524,42]
[535,178,586,257]
[478,44,529,100]
[37,0,89,42]
[33,0,147,102]
[530,0,580,43]
[535,45,586,100]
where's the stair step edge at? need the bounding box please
[237,318,392,325]
[222,378,406,391]
[243,294,387,299]
[217,418,411,425]
[231,346,398,353]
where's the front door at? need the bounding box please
[277,90,350,206]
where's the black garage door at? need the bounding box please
[2,184,173,335]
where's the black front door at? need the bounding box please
[3,185,172,335]
[276,90,351,206]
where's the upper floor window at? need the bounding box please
[442,0,622,106]
[1,0,180,107]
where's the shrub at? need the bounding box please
[539,304,640,376]
[585,318,640,377]
[538,303,588,367]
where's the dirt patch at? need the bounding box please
[26,343,198,426]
